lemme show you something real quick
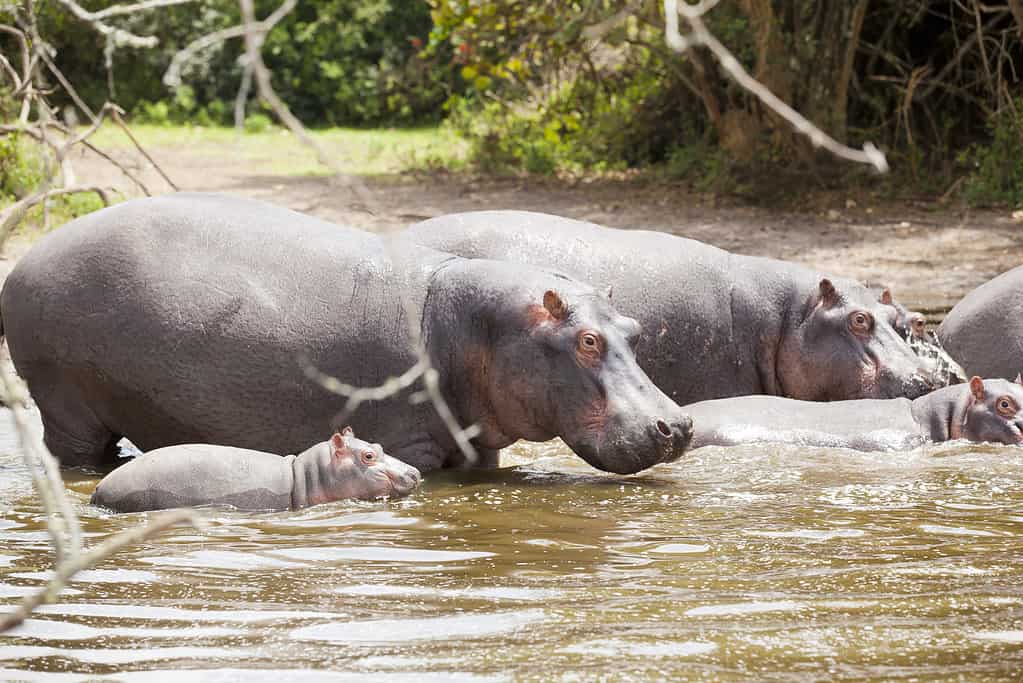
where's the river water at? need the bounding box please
[1,408,1022,681]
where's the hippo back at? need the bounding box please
[937,265,1023,379]
[406,211,869,405]
[686,395,922,452]
[1,193,449,461]
[91,445,295,512]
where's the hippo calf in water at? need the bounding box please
[92,428,421,513]
[685,377,1023,452]
[868,284,966,386]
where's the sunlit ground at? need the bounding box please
[88,122,469,177]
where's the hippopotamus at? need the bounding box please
[868,285,927,341]
[938,265,1023,380]
[404,211,939,405]
[686,376,1023,451]
[0,194,692,475]
[868,284,966,385]
[91,427,421,513]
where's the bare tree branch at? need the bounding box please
[109,107,179,191]
[0,365,203,634]
[52,0,194,48]
[59,0,194,21]
[0,186,112,248]
[300,236,485,465]
[663,0,889,172]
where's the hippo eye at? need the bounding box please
[361,450,377,465]
[848,311,873,336]
[997,397,1018,417]
[580,332,599,350]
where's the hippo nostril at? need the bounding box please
[656,419,671,438]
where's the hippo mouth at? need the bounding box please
[382,469,421,498]
[1010,421,1023,444]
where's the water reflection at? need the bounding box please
[1,410,1023,678]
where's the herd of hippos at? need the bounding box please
[2,193,1022,514]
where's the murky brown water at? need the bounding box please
[2,408,1023,681]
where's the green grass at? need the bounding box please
[88,122,468,176]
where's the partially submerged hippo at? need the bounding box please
[869,284,966,385]
[404,211,939,405]
[868,285,927,341]
[1,194,692,475]
[91,427,421,513]
[686,376,1023,452]
[938,265,1023,380]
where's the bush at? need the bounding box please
[132,100,171,126]
[0,133,47,199]
[243,113,273,134]
[964,100,1023,207]
[40,0,458,128]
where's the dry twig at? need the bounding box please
[663,0,889,172]
[0,365,202,633]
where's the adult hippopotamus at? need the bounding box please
[686,376,1023,451]
[937,265,1023,380]
[0,194,692,475]
[91,427,421,512]
[404,211,939,405]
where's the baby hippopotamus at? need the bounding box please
[91,428,421,512]
[686,376,1023,452]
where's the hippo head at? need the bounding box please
[470,284,693,474]
[877,287,927,341]
[776,278,938,401]
[958,376,1023,445]
[317,427,421,502]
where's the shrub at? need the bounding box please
[964,100,1023,207]
[132,100,171,126]
[0,133,47,199]
[243,113,273,134]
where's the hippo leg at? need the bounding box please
[29,373,121,468]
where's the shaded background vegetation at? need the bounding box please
[3,0,1023,205]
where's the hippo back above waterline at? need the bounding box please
[1,193,692,475]
[91,427,422,512]
[937,265,1023,380]
[404,211,940,406]
[686,376,1023,452]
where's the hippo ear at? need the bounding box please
[330,432,353,459]
[340,425,354,437]
[879,288,893,306]
[817,278,839,309]
[969,376,985,401]
[543,290,569,321]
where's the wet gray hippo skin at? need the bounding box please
[404,211,939,406]
[1,194,692,475]
[686,376,1023,452]
[868,285,926,341]
[938,265,1023,380]
[868,284,966,385]
[91,428,422,513]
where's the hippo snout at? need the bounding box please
[389,464,422,497]
[651,413,694,464]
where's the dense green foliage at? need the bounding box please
[35,0,456,126]
[963,100,1023,207]
[428,0,1023,203]
[0,133,46,199]
[2,0,1021,205]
